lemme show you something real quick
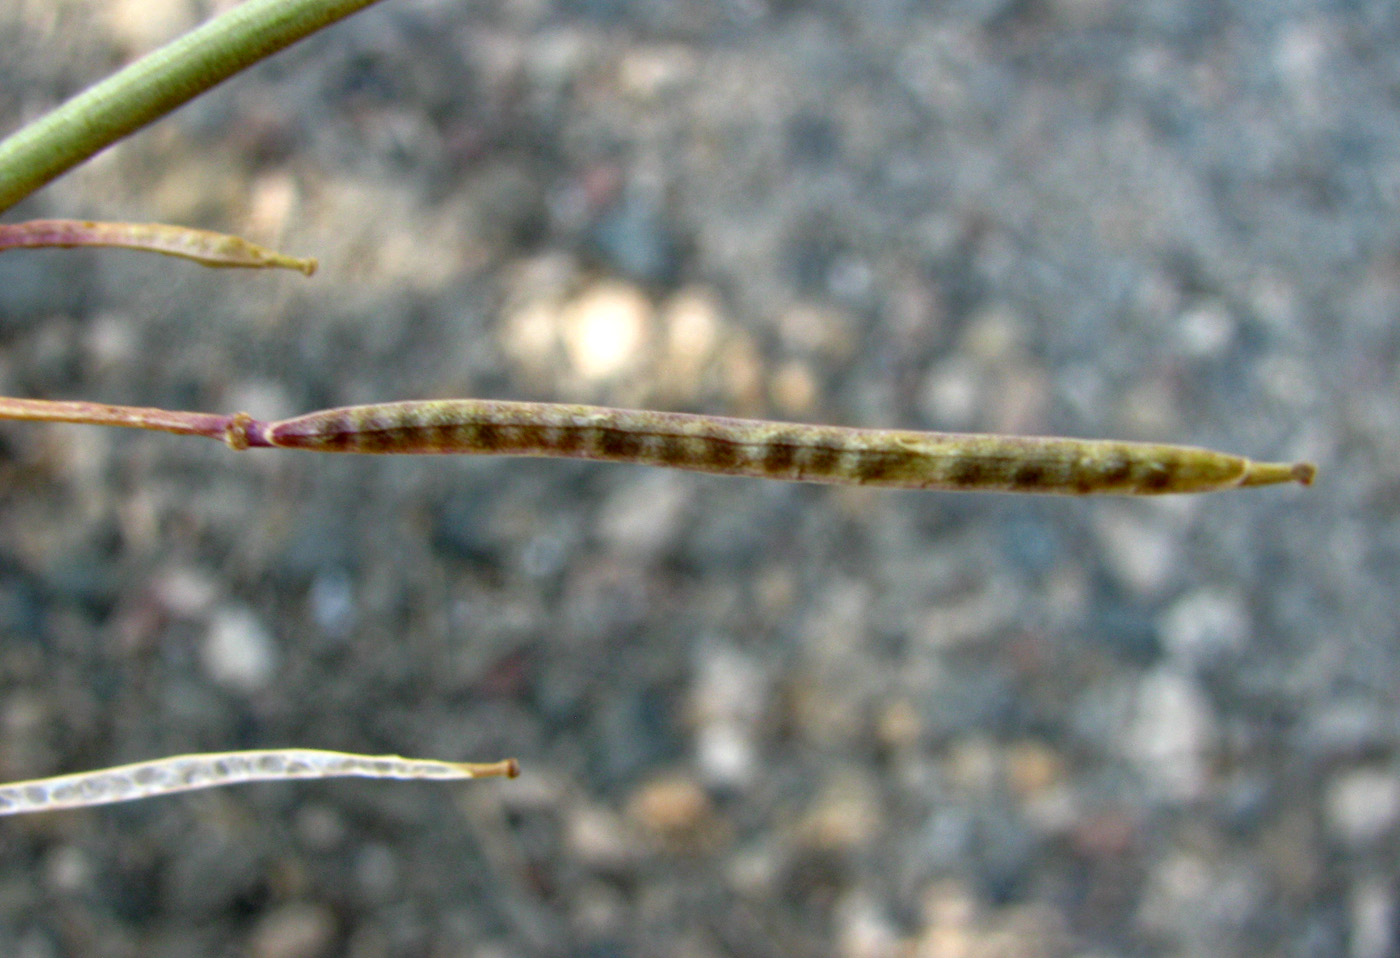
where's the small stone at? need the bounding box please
[500,298,563,376]
[152,567,220,618]
[223,380,296,426]
[202,605,278,693]
[309,571,356,638]
[1351,878,1396,958]
[1005,741,1064,798]
[690,643,766,726]
[797,774,882,852]
[836,892,900,958]
[1297,698,1392,760]
[1175,300,1236,358]
[920,356,983,430]
[627,774,714,846]
[1093,508,1182,599]
[695,721,755,789]
[42,845,90,894]
[589,195,681,285]
[561,281,653,380]
[1326,770,1400,847]
[776,303,855,360]
[102,0,197,52]
[250,903,337,958]
[690,643,766,788]
[1127,669,1215,802]
[875,698,922,751]
[566,803,640,870]
[770,360,819,416]
[1158,588,1250,667]
[662,287,722,371]
[82,312,137,373]
[596,472,690,558]
[294,806,347,851]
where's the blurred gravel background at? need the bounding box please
[0,0,1393,955]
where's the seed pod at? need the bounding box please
[264,399,1315,495]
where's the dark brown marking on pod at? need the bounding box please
[1009,461,1048,490]
[762,438,797,476]
[1135,460,1176,493]
[1096,453,1134,489]
[598,428,643,460]
[947,456,990,489]
[799,443,843,479]
[853,451,902,484]
[473,421,503,452]
[699,436,741,472]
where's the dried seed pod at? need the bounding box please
[0,749,518,815]
[262,399,1315,495]
[0,220,315,274]
[0,396,1315,495]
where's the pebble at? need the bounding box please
[309,571,357,639]
[352,844,399,904]
[151,566,220,619]
[658,286,723,400]
[1296,698,1393,760]
[836,892,901,958]
[1350,878,1396,958]
[101,0,196,53]
[1174,300,1237,358]
[690,643,766,788]
[694,721,754,791]
[566,803,640,870]
[250,903,337,958]
[41,845,90,894]
[796,773,882,852]
[1137,852,1264,951]
[1093,507,1183,599]
[919,356,984,430]
[560,281,653,381]
[1127,668,1215,802]
[626,774,715,848]
[1157,587,1250,667]
[80,311,137,374]
[595,471,690,558]
[1004,741,1064,799]
[201,605,279,693]
[1325,770,1400,847]
[770,359,820,416]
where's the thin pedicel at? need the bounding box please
[0,396,1315,496]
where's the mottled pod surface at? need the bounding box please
[259,400,1313,495]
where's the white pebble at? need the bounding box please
[561,281,652,380]
[202,606,279,693]
[1327,770,1400,847]
[1158,588,1250,667]
[250,903,336,958]
[1128,669,1215,802]
[1094,508,1182,598]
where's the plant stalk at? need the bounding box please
[0,0,388,214]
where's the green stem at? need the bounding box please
[0,0,389,215]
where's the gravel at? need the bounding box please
[0,1,1395,955]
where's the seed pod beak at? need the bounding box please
[1239,459,1317,488]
